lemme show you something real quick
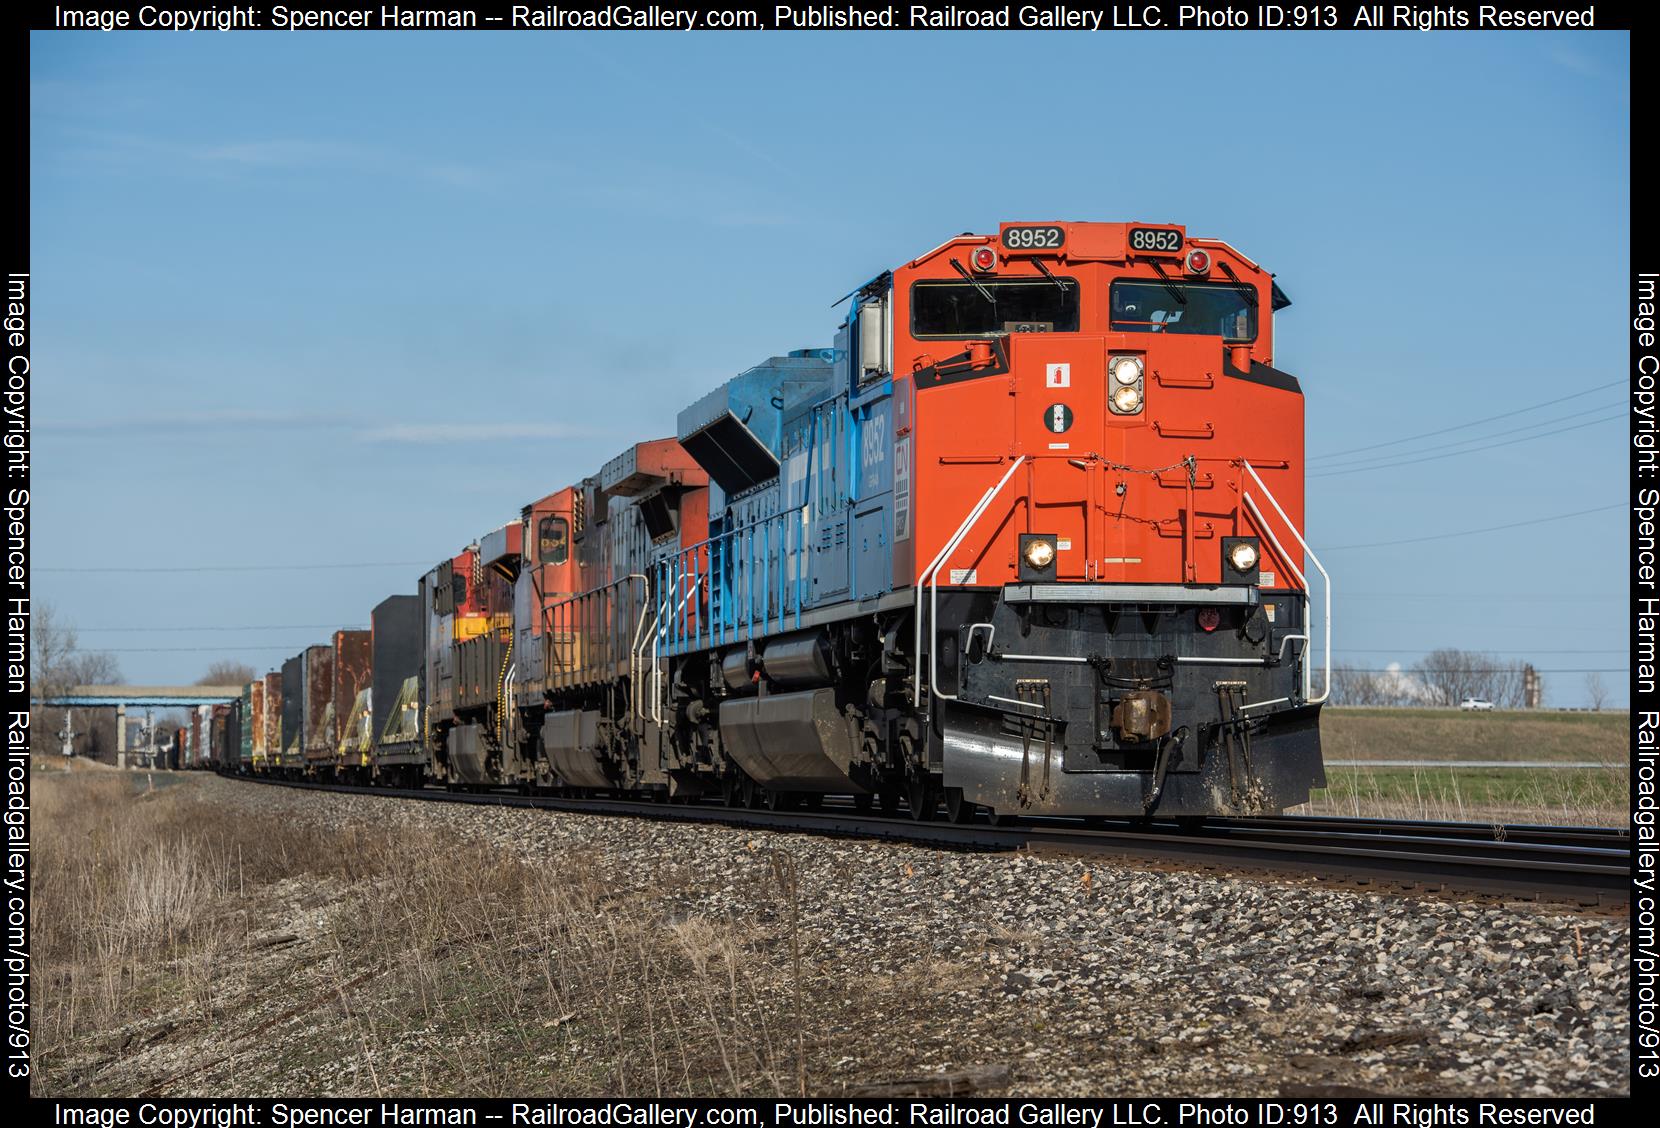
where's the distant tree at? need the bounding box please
[29,603,123,757]
[1412,648,1528,708]
[1329,666,1367,706]
[1333,666,1385,706]
[1586,672,1609,711]
[1330,665,1419,707]
[197,660,256,687]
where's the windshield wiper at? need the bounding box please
[1032,258,1071,294]
[1149,261,1187,306]
[1216,261,1258,306]
[950,257,997,307]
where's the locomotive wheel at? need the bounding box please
[943,787,976,824]
[722,776,743,807]
[764,789,795,812]
[878,789,901,818]
[743,779,764,809]
[852,793,873,813]
[907,776,938,822]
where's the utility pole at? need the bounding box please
[1523,664,1541,709]
[58,707,74,758]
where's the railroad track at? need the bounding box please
[236,775,1631,906]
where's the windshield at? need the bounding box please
[1110,279,1258,341]
[911,278,1079,337]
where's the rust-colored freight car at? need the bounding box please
[330,629,373,783]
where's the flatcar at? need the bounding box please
[241,221,1330,821]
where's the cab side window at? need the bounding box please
[539,516,570,565]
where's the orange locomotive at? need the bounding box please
[888,221,1329,817]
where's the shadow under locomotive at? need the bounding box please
[934,585,1324,818]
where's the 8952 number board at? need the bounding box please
[1127,227,1183,254]
[1001,225,1065,251]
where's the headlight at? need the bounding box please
[1112,384,1142,413]
[1023,538,1056,569]
[1228,541,1260,574]
[1110,355,1143,386]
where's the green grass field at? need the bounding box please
[1301,709,1629,825]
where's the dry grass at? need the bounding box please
[32,773,817,1096]
[1294,763,1627,826]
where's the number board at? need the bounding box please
[1127,227,1184,255]
[1001,225,1065,252]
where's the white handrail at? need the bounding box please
[1241,461,1331,706]
[649,571,704,725]
[914,456,1028,707]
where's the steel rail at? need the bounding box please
[232,775,1629,905]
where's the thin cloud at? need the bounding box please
[423,162,495,189]
[358,422,611,443]
[569,40,796,178]
[43,127,497,191]
[50,409,353,434]
[46,411,609,443]
[1546,46,1604,78]
[712,211,800,228]
[196,139,360,167]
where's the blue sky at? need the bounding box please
[29,30,1631,704]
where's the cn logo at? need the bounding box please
[1046,363,1070,388]
[1045,403,1074,434]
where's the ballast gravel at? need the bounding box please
[220,779,1629,1097]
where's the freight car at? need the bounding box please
[244,221,1330,821]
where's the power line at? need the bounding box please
[93,645,316,653]
[1308,400,1623,472]
[77,624,367,634]
[1332,648,1626,655]
[1307,378,1625,461]
[1342,592,1622,602]
[1323,504,1621,550]
[1335,667,1626,674]
[1308,411,1624,478]
[40,561,429,575]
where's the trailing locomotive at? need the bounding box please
[244,221,1330,820]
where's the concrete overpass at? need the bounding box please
[34,685,244,707]
[32,686,244,766]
